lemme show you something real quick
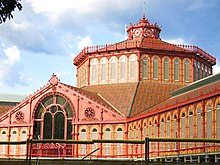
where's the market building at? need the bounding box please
[0,15,219,162]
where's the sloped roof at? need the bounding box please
[130,82,183,116]
[83,82,138,117]
[60,83,123,116]
[83,82,183,117]
[0,105,14,116]
[139,73,220,115]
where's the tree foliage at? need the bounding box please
[0,0,22,24]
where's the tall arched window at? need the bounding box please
[116,128,123,155]
[80,129,86,155]
[34,95,74,140]
[205,66,208,77]
[198,62,200,80]
[197,108,202,146]
[1,131,6,155]
[173,115,177,149]
[143,57,148,79]
[160,118,165,150]
[207,106,212,138]
[137,126,141,154]
[174,59,179,81]
[130,57,135,79]
[104,128,111,155]
[148,122,152,152]
[164,58,169,80]
[21,131,27,155]
[153,58,158,79]
[153,120,158,151]
[133,126,137,155]
[110,59,116,80]
[11,131,17,155]
[201,64,204,78]
[92,128,98,155]
[217,104,220,138]
[120,58,126,79]
[101,59,106,81]
[184,60,190,82]
[189,110,193,147]
[167,116,171,150]
[194,61,197,81]
[181,112,185,148]
[91,60,97,82]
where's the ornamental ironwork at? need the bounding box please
[15,111,24,121]
[85,107,95,118]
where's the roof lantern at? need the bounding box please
[127,15,161,40]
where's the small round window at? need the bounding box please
[85,108,95,118]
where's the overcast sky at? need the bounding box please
[0,0,219,94]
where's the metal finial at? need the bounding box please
[143,0,146,18]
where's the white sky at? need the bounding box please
[0,0,220,94]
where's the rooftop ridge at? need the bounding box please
[74,39,216,66]
[172,72,220,97]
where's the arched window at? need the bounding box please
[153,120,158,151]
[217,104,220,138]
[110,59,116,80]
[160,118,165,150]
[184,60,190,82]
[130,57,135,79]
[91,60,97,82]
[197,108,202,146]
[207,106,212,138]
[1,131,6,155]
[21,131,27,155]
[181,112,185,148]
[198,62,200,80]
[153,58,158,79]
[194,60,197,81]
[104,128,111,155]
[120,58,126,79]
[133,126,137,155]
[34,95,74,140]
[164,58,169,80]
[173,115,177,149]
[208,68,211,75]
[189,110,194,147]
[174,59,179,81]
[137,125,141,154]
[80,129,86,155]
[101,59,106,81]
[116,128,123,155]
[148,122,152,152]
[167,116,171,150]
[92,128,98,155]
[143,57,148,79]
[11,131,17,155]
[205,66,208,77]
[201,64,204,78]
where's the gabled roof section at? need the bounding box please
[83,82,139,117]
[130,82,183,117]
[82,82,183,117]
[60,83,124,117]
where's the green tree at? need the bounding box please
[0,0,22,24]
